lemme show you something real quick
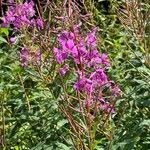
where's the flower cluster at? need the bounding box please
[54,25,120,113]
[20,47,41,67]
[20,47,29,67]
[1,1,43,29]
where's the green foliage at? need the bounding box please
[0,0,150,149]
[0,33,69,150]
[85,0,150,149]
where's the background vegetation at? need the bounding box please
[0,0,150,149]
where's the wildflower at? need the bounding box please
[23,1,35,17]
[84,49,101,67]
[7,0,14,3]
[73,77,86,91]
[90,68,108,85]
[59,64,69,76]
[31,49,41,65]
[54,25,120,115]
[10,37,16,44]
[109,81,121,97]
[100,103,115,113]
[84,78,93,94]
[85,28,97,48]
[100,53,110,67]
[20,15,31,24]
[73,76,93,94]
[58,30,69,43]
[35,18,44,29]
[65,39,75,50]
[1,1,43,30]
[53,47,68,64]
[19,47,29,67]
[58,31,75,53]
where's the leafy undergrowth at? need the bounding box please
[0,0,150,150]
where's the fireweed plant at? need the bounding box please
[1,0,121,149]
[1,1,43,30]
[1,0,43,67]
[53,24,120,149]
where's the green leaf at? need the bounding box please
[57,119,68,129]
[0,36,8,43]
[140,120,150,126]
[0,28,9,36]
[14,146,19,150]
[56,142,70,150]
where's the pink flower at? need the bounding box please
[73,77,93,94]
[90,68,108,85]
[99,102,115,113]
[53,47,68,64]
[31,49,41,65]
[19,47,29,67]
[84,49,101,67]
[53,25,119,114]
[59,64,69,76]
[10,37,16,44]
[65,39,75,50]
[73,77,86,91]
[36,18,44,29]
[2,1,35,29]
[100,53,110,67]
[7,0,14,3]
[85,28,97,48]
[109,81,121,97]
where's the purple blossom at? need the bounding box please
[73,77,93,94]
[7,0,14,3]
[20,15,31,24]
[78,40,87,55]
[53,47,68,64]
[56,29,87,65]
[109,81,121,97]
[6,11,15,22]
[85,28,97,48]
[54,25,119,114]
[100,103,115,113]
[1,1,42,29]
[73,77,86,91]
[65,39,75,50]
[20,47,29,67]
[1,17,8,27]
[85,99,93,108]
[84,49,101,67]
[84,78,93,94]
[35,18,44,29]
[58,31,69,43]
[10,37,16,44]
[31,49,41,65]
[58,31,75,53]
[100,53,110,67]
[70,46,81,64]
[23,1,35,17]
[90,68,108,85]
[59,64,69,76]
